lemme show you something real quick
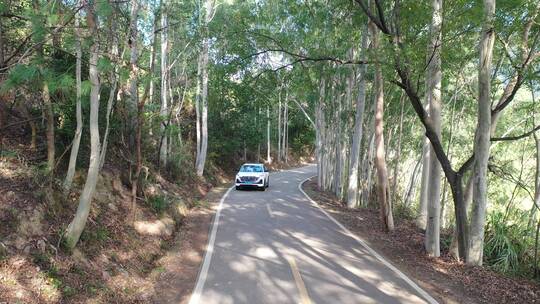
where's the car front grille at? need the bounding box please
[240,176,258,182]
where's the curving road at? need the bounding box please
[189,165,437,304]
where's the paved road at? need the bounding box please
[190,165,437,304]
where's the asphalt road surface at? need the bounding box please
[189,165,437,304]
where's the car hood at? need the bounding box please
[236,172,265,177]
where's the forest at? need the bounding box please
[0,0,540,302]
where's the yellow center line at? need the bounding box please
[266,203,274,218]
[287,257,312,304]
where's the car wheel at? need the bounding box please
[266,178,269,188]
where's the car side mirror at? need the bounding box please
[264,168,269,172]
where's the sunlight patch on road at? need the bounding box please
[237,232,256,243]
[229,258,256,273]
[266,204,274,218]
[250,246,279,259]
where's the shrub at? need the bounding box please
[484,210,531,275]
[148,195,169,214]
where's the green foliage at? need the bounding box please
[80,226,111,246]
[0,64,40,93]
[394,203,415,221]
[484,210,532,275]
[97,1,113,18]
[97,57,113,74]
[168,143,196,181]
[147,195,170,214]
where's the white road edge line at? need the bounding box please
[298,176,439,304]
[189,186,234,304]
[266,203,274,218]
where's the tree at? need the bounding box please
[424,0,443,257]
[65,0,101,249]
[195,0,215,177]
[467,0,496,265]
[347,18,368,208]
[63,10,83,191]
[369,5,394,231]
[159,0,169,168]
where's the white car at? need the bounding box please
[235,163,270,190]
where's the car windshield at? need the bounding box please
[239,165,263,173]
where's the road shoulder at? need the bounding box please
[152,185,231,304]
[301,178,540,304]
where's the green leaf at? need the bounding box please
[0,2,7,14]
[81,80,91,96]
[47,14,59,25]
[97,57,113,73]
[97,1,113,18]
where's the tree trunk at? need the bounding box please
[278,94,282,163]
[530,87,540,229]
[65,2,101,249]
[195,0,214,177]
[369,16,394,231]
[316,78,326,189]
[63,14,83,191]
[100,8,123,170]
[450,175,473,259]
[35,13,55,173]
[282,92,288,163]
[18,100,37,150]
[392,93,405,203]
[43,81,55,173]
[0,15,4,70]
[404,155,422,208]
[417,135,430,229]
[195,53,202,164]
[334,85,343,197]
[127,0,140,149]
[467,0,496,266]
[425,0,443,257]
[159,2,169,168]
[267,106,271,164]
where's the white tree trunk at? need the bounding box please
[282,92,288,163]
[347,24,369,208]
[391,93,405,202]
[195,53,202,162]
[99,9,121,170]
[532,128,540,227]
[148,26,156,136]
[127,0,139,148]
[370,16,394,231]
[159,3,169,167]
[467,0,496,266]
[334,89,343,196]
[404,156,423,208]
[425,0,443,257]
[361,132,375,205]
[65,2,101,249]
[316,78,326,189]
[266,106,272,164]
[278,96,282,163]
[63,14,83,191]
[195,0,214,177]
[530,87,540,228]
[417,135,430,229]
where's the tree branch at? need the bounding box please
[491,124,540,141]
[244,48,370,66]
